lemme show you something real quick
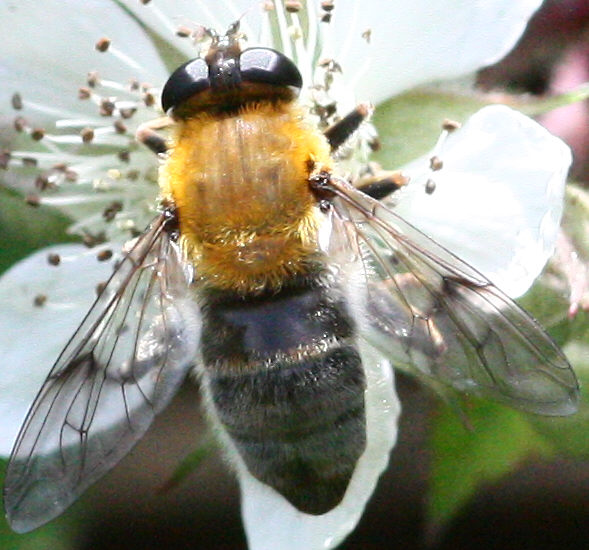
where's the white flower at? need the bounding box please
[0,1,571,549]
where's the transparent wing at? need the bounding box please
[4,214,200,533]
[326,176,579,416]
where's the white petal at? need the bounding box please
[115,0,263,57]
[241,346,400,550]
[0,0,167,121]
[0,245,115,455]
[328,0,543,103]
[395,105,571,297]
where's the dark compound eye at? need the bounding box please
[239,48,302,91]
[161,58,209,114]
[161,47,302,113]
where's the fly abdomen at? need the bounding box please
[199,276,366,514]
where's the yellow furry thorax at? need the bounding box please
[160,99,333,295]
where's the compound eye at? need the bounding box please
[161,58,209,113]
[239,48,302,92]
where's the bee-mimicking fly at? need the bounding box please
[4,21,579,536]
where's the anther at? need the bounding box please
[33,294,47,307]
[285,1,302,12]
[78,87,91,100]
[118,150,131,163]
[95,37,111,52]
[35,174,53,191]
[429,156,443,171]
[0,151,11,169]
[442,118,461,132]
[87,71,100,87]
[47,253,61,266]
[97,249,113,262]
[114,120,127,134]
[81,127,95,143]
[25,193,41,207]
[176,25,192,38]
[100,99,116,117]
[13,117,26,132]
[143,92,156,107]
[11,93,23,110]
[31,128,45,141]
[22,157,38,167]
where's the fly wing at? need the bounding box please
[326,176,579,416]
[4,214,200,533]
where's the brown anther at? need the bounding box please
[65,169,79,182]
[320,13,332,23]
[13,116,27,132]
[87,71,100,87]
[95,37,111,52]
[103,201,123,222]
[285,0,302,12]
[48,253,61,266]
[368,137,381,152]
[114,120,127,134]
[318,58,342,72]
[140,0,152,4]
[430,156,443,171]
[11,93,23,110]
[78,87,91,100]
[442,118,461,131]
[35,174,53,190]
[126,169,139,180]
[176,25,192,38]
[97,249,113,262]
[0,151,11,169]
[83,231,106,248]
[22,156,38,167]
[425,179,436,194]
[33,294,47,307]
[99,99,116,117]
[321,0,334,10]
[96,281,107,296]
[118,150,131,163]
[361,29,372,43]
[81,127,95,143]
[119,107,136,119]
[129,79,140,91]
[31,128,45,141]
[25,193,41,207]
[53,163,68,171]
[143,92,155,107]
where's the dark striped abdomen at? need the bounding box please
[199,275,366,514]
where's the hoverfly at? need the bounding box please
[4,20,579,536]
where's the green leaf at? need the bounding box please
[0,186,75,275]
[157,435,216,494]
[427,400,553,536]
[530,309,589,457]
[373,89,489,168]
[0,462,77,549]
